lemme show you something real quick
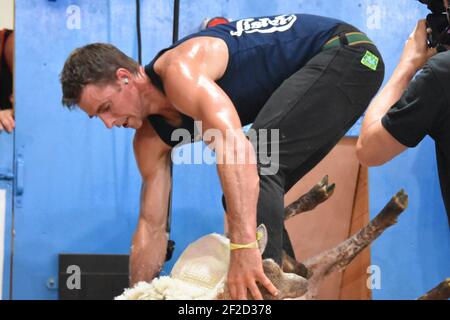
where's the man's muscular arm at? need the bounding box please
[130,121,172,285]
[158,40,278,300]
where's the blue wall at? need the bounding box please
[370,138,450,299]
[11,0,170,299]
[4,0,448,299]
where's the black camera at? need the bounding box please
[419,0,450,50]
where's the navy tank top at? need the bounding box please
[145,14,344,147]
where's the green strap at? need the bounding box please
[322,32,374,50]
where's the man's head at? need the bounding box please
[60,43,145,129]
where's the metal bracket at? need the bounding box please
[46,277,57,290]
[0,170,14,181]
[15,154,24,207]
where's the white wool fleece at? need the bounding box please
[116,233,230,300]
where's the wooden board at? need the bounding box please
[285,137,370,300]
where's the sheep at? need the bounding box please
[116,176,410,300]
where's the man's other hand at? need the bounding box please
[400,20,438,71]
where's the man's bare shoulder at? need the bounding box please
[155,36,229,81]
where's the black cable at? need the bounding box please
[136,0,142,64]
[165,0,181,262]
[168,0,181,226]
[173,0,180,43]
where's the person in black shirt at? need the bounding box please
[0,29,14,133]
[357,12,450,224]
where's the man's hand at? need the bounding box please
[0,109,15,133]
[227,248,278,300]
[399,20,437,72]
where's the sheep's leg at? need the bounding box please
[284,175,336,220]
[281,175,335,279]
[300,190,408,298]
[418,278,450,300]
[259,259,309,300]
[281,251,312,279]
[223,190,408,300]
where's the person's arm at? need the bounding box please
[4,31,13,74]
[0,32,14,132]
[357,20,437,166]
[130,121,173,286]
[159,49,278,300]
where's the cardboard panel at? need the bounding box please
[340,166,371,300]
[285,138,360,300]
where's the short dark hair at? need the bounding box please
[60,43,139,109]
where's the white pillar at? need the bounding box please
[0,0,14,30]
